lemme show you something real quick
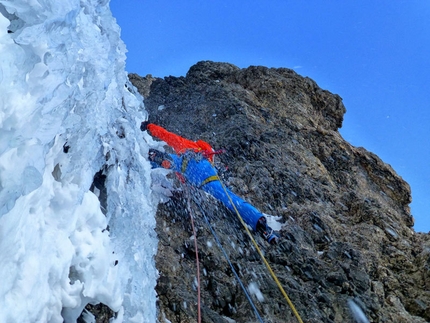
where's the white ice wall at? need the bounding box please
[0,0,157,322]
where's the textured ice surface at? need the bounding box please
[0,0,157,322]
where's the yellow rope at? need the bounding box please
[216,175,304,323]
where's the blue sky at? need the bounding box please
[110,1,430,232]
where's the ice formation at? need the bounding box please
[0,0,157,322]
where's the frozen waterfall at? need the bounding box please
[0,0,158,322]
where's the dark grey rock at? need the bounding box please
[130,61,430,323]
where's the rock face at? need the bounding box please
[130,61,430,323]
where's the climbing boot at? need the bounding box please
[257,218,279,245]
[262,226,279,245]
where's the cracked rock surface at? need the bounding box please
[130,61,429,323]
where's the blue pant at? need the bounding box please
[169,153,264,231]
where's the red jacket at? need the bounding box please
[147,124,215,162]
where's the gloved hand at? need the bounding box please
[140,121,149,131]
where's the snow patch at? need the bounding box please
[348,299,370,323]
[264,213,284,231]
[248,282,264,302]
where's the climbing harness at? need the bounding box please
[199,175,219,188]
[181,156,190,173]
[189,187,265,323]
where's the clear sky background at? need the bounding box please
[110,1,430,233]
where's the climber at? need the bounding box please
[141,121,279,244]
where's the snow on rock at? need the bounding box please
[0,0,157,322]
[248,282,264,302]
[263,213,284,231]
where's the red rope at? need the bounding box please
[184,184,201,323]
[174,149,225,322]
